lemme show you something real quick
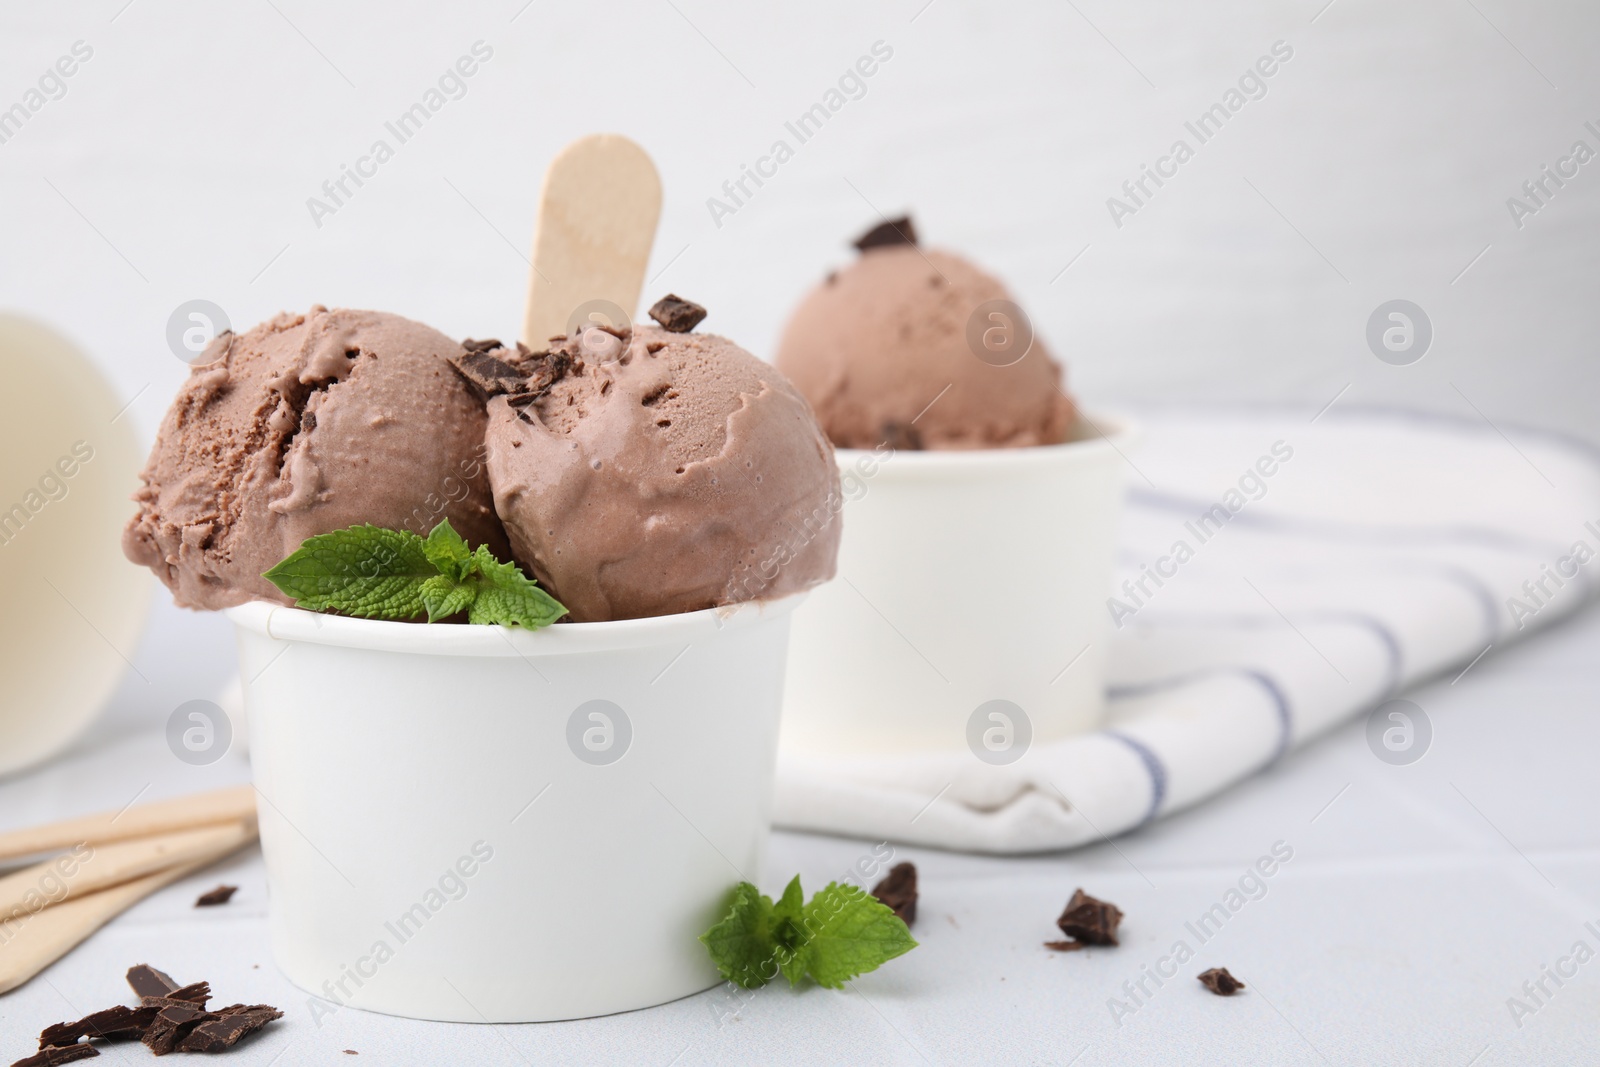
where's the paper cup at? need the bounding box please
[228,594,803,1022]
[781,416,1134,757]
[0,314,149,777]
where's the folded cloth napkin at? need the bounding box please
[773,406,1600,853]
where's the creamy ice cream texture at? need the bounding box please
[477,315,842,623]
[774,219,1076,450]
[124,307,509,610]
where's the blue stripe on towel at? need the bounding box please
[1103,730,1168,825]
[1109,666,1295,762]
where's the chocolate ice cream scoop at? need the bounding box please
[124,307,510,609]
[478,321,841,622]
[775,225,1076,450]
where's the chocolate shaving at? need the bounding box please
[175,1005,284,1053]
[870,862,918,926]
[10,1045,99,1066]
[1044,940,1087,952]
[38,1006,157,1049]
[125,964,179,999]
[461,337,504,354]
[522,350,573,398]
[647,295,707,333]
[194,884,237,907]
[1056,888,1123,947]
[449,347,532,399]
[141,1004,211,1055]
[879,421,923,451]
[1197,967,1245,995]
[24,967,278,1062]
[853,215,917,251]
[152,982,211,1007]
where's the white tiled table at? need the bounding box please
[4,600,1598,1066]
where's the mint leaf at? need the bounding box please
[466,545,567,628]
[262,525,433,619]
[422,519,474,582]
[771,875,809,987]
[798,882,918,989]
[698,876,917,992]
[264,521,565,629]
[700,882,779,990]
[419,574,476,622]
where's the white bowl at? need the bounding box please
[228,593,803,1022]
[781,416,1135,757]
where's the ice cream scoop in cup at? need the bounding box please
[774,218,1133,757]
[122,136,843,1021]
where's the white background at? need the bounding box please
[3,0,1597,450]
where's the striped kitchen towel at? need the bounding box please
[773,406,1600,853]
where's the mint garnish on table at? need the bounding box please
[263,519,566,628]
[701,876,917,990]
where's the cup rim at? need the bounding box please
[225,589,808,657]
[833,411,1138,471]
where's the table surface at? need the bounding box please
[3,597,1598,1066]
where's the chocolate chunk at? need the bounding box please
[194,884,238,907]
[175,1005,283,1053]
[449,347,532,399]
[853,215,917,251]
[870,862,918,926]
[38,1005,157,1048]
[141,1004,213,1055]
[10,1045,99,1066]
[647,295,707,333]
[145,982,210,1008]
[1056,888,1123,947]
[461,337,504,354]
[879,421,923,451]
[523,349,574,397]
[125,964,180,999]
[1043,940,1086,952]
[1198,967,1245,995]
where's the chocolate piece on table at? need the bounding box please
[1056,888,1123,947]
[37,1005,157,1048]
[1043,940,1086,952]
[125,964,179,999]
[1197,967,1246,995]
[853,215,918,251]
[175,1005,284,1053]
[194,884,238,907]
[9,1044,100,1066]
[647,295,708,334]
[141,1004,214,1056]
[150,981,210,1007]
[870,862,918,926]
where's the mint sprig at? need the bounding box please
[263,520,567,628]
[700,876,917,990]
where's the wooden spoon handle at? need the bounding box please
[0,821,256,921]
[0,827,254,995]
[0,784,256,864]
[521,133,662,347]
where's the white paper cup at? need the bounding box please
[781,416,1134,757]
[0,314,149,777]
[228,594,803,1022]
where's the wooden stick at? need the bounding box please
[521,133,662,347]
[0,822,256,922]
[0,784,256,865]
[0,830,252,995]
